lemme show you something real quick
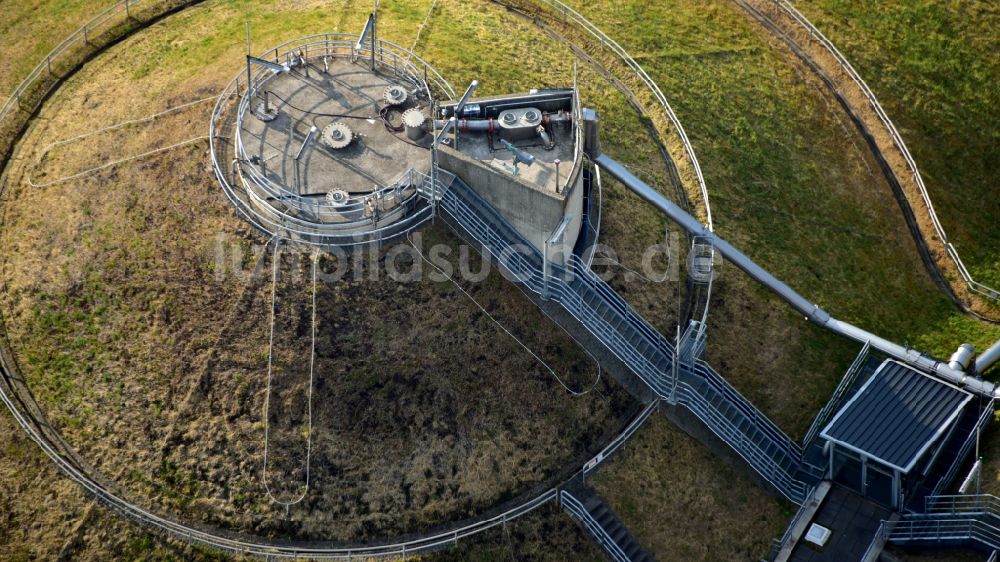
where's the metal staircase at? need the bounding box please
[439,175,811,504]
[561,488,656,562]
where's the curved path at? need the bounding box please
[734,0,999,322]
[0,0,696,558]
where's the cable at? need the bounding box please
[379,105,405,132]
[408,233,601,396]
[42,96,214,149]
[410,0,439,53]
[261,241,316,507]
[28,136,208,188]
[27,96,215,188]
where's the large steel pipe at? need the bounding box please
[592,152,999,398]
[977,340,1000,375]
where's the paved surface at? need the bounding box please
[240,58,432,197]
[790,485,892,562]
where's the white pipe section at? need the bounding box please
[592,153,999,398]
[977,340,1000,375]
[454,80,479,116]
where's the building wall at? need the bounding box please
[437,146,583,263]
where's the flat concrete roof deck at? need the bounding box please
[450,124,577,197]
[240,58,432,198]
[789,485,893,562]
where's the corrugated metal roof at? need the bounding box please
[820,360,972,473]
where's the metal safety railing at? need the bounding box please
[582,399,659,478]
[523,0,713,232]
[926,495,1000,518]
[888,516,1000,552]
[503,0,716,339]
[0,0,150,125]
[860,520,892,562]
[0,335,572,559]
[801,341,871,449]
[765,0,999,303]
[209,33,457,248]
[559,491,631,562]
[441,176,811,504]
[767,484,819,560]
[931,401,995,498]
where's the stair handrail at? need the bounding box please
[559,490,632,562]
[930,400,995,498]
[801,341,872,448]
[441,178,811,504]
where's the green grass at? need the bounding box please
[559,0,1000,382]
[2,0,999,558]
[590,415,790,562]
[795,0,1000,291]
[0,0,106,95]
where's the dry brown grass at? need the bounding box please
[0,0,637,545]
[590,414,790,561]
[8,0,987,559]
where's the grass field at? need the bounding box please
[558,0,1000,393]
[0,0,107,96]
[796,0,1000,292]
[0,0,646,543]
[590,415,790,561]
[0,0,998,560]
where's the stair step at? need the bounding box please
[609,523,627,541]
[624,540,643,559]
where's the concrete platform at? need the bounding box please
[789,484,893,562]
[450,124,575,197]
[239,58,432,198]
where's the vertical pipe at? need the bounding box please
[370,14,377,72]
[293,126,318,195]
[976,339,1000,374]
[542,241,549,299]
[430,119,437,222]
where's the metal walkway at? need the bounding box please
[888,495,1000,554]
[561,487,656,562]
[440,174,813,504]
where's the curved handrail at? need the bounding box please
[211,34,457,247]
[0,1,820,558]
[765,0,999,303]
[0,313,658,558]
[525,0,713,232]
[497,0,716,333]
[560,491,631,562]
[0,0,146,121]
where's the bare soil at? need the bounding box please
[0,0,636,545]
